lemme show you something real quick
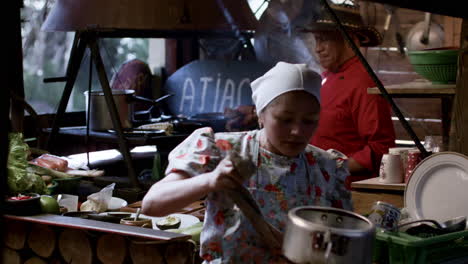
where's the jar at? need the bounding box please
[405,149,422,183]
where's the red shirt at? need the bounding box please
[311,56,395,175]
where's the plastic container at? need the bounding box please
[373,228,468,264]
[407,48,459,84]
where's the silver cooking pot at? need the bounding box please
[84,90,172,131]
[283,206,375,264]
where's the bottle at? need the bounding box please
[152,148,162,182]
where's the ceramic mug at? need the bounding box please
[367,201,401,230]
[120,217,153,228]
[379,153,404,184]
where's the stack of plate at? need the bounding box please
[405,152,468,225]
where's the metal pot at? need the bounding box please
[283,206,375,264]
[84,89,135,131]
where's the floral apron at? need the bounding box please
[218,131,317,263]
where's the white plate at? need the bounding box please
[405,152,468,223]
[128,213,200,230]
[107,197,128,210]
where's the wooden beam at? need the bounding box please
[9,0,25,133]
[361,0,467,19]
[444,16,463,47]
[449,19,468,154]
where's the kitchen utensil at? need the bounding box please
[383,5,405,54]
[134,207,141,221]
[405,152,468,224]
[396,216,466,235]
[84,90,173,131]
[283,206,375,264]
[120,216,153,228]
[225,184,283,249]
[406,13,444,51]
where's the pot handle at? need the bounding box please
[324,230,333,261]
[132,94,174,105]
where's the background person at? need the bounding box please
[305,3,396,180]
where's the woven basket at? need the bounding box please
[408,48,459,84]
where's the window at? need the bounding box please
[22,0,149,114]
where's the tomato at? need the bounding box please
[8,195,33,201]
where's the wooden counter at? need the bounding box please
[351,177,405,215]
[4,214,190,241]
[3,214,197,264]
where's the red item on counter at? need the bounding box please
[8,195,33,201]
[405,150,423,183]
[29,154,69,172]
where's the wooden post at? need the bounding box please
[129,240,163,264]
[24,257,48,264]
[8,0,25,133]
[444,16,463,47]
[449,19,468,154]
[4,221,28,251]
[27,224,56,258]
[58,229,93,264]
[2,247,22,264]
[96,234,127,264]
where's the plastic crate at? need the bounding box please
[373,229,468,264]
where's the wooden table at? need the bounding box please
[351,177,405,215]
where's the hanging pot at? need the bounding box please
[84,90,173,131]
[406,13,444,51]
[283,206,375,264]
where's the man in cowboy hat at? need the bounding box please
[305,2,395,179]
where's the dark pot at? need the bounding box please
[188,113,227,132]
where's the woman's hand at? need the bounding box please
[207,156,244,191]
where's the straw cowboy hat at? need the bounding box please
[300,2,382,47]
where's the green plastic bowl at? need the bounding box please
[407,48,459,84]
[47,180,59,195]
[53,176,82,194]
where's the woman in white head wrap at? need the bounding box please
[142,62,352,263]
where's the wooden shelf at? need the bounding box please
[351,177,406,191]
[367,80,456,97]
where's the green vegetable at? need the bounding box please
[40,195,60,214]
[156,216,181,230]
[166,222,203,243]
[7,133,48,195]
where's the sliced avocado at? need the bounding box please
[156,216,181,230]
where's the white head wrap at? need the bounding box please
[251,62,321,114]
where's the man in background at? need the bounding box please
[307,3,395,180]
